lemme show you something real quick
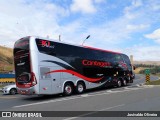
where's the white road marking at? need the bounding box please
[13,96,86,108]
[13,91,124,108]
[124,87,142,90]
[142,85,155,88]
[63,104,125,120]
[106,90,123,93]
[13,84,152,108]
[80,94,89,97]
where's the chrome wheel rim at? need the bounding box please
[11,89,16,95]
[78,84,84,93]
[65,85,72,94]
[123,80,127,86]
[118,81,121,87]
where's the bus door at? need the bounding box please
[50,66,61,94]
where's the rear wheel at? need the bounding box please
[63,83,73,96]
[76,82,85,94]
[122,79,127,86]
[117,80,122,87]
[10,88,17,95]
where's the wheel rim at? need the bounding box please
[123,80,127,86]
[128,76,130,81]
[65,85,72,94]
[118,80,121,87]
[78,84,84,93]
[11,89,16,95]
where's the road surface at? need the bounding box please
[0,74,159,120]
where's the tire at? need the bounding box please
[76,82,85,94]
[117,80,122,87]
[63,83,73,96]
[130,79,133,83]
[128,76,131,81]
[122,79,127,86]
[128,76,133,83]
[10,88,17,95]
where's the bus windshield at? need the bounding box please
[14,37,31,84]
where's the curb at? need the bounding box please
[136,83,145,86]
[143,85,160,87]
[140,82,160,87]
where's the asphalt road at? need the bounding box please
[0,74,160,120]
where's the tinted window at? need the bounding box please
[121,54,132,70]
[14,37,31,84]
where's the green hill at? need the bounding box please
[0,45,14,73]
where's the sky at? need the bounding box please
[0,0,160,61]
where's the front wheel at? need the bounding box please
[76,82,85,94]
[63,83,73,96]
[10,88,17,95]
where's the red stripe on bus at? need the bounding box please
[46,69,103,82]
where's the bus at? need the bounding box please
[13,36,134,95]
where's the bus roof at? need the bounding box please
[23,36,122,55]
[83,46,121,54]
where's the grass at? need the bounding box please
[145,73,160,85]
[154,73,160,77]
[0,45,13,58]
[0,65,14,73]
[134,67,147,74]
[145,79,160,85]
[0,45,13,73]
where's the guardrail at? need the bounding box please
[0,74,15,78]
[0,74,15,86]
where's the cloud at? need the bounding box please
[0,0,67,47]
[123,45,160,61]
[83,17,149,47]
[0,0,160,61]
[94,0,105,3]
[131,0,143,7]
[148,0,160,11]
[126,24,149,31]
[70,0,96,14]
[145,28,160,44]
[76,0,149,48]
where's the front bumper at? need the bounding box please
[2,88,10,94]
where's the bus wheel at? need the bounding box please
[122,79,127,86]
[63,83,73,96]
[76,82,85,94]
[117,80,122,87]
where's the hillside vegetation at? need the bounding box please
[0,45,14,73]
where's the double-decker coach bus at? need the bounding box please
[14,36,134,95]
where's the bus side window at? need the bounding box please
[40,67,51,79]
